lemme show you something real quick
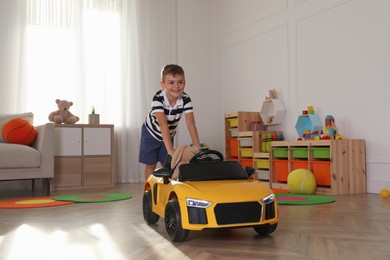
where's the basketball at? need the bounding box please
[287,168,317,194]
[2,118,37,145]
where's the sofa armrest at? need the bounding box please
[33,123,54,178]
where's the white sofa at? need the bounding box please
[0,113,54,194]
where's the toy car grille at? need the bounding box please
[264,201,276,220]
[214,202,261,225]
[187,207,208,224]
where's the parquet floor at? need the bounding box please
[0,183,389,260]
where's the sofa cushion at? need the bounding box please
[0,143,41,168]
[0,112,34,143]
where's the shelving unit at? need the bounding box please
[253,152,270,182]
[224,111,263,161]
[52,124,116,191]
[270,139,366,195]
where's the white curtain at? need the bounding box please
[18,0,178,183]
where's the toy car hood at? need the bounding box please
[172,179,273,203]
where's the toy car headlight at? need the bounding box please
[186,198,212,208]
[262,194,275,204]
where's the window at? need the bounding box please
[24,0,121,125]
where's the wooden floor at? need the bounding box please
[0,183,389,260]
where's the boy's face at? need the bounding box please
[160,74,186,101]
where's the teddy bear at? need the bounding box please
[48,99,80,124]
[170,145,198,179]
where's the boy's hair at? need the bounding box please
[161,64,185,82]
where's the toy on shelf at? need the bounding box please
[295,106,322,140]
[322,115,344,140]
[295,106,345,141]
[260,89,286,125]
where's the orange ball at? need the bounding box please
[380,189,390,198]
[2,118,37,145]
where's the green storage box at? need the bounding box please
[289,147,308,159]
[310,147,330,159]
[272,147,288,158]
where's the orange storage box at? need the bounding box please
[228,138,238,158]
[310,161,331,186]
[273,160,289,182]
[239,159,253,170]
[291,160,309,170]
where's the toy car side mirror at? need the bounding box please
[153,155,172,184]
[153,167,171,177]
[245,166,256,178]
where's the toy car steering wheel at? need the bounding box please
[189,150,224,163]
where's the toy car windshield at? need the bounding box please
[178,161,249,182]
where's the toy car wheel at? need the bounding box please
[164,199,189,242]
[143,190,159,224]
[253,223,278,236]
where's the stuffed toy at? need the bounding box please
[171,145,198,180]
[48,99,80,124]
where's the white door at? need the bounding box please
[54,127,82,156]
[84,127,111,155]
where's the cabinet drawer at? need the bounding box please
[256,170,270,180]
[239,148,253,157]
[53,157,82,187]
[54,128,82,156]
[291,160,309,170]
[83,157,113,186]
[310,147,330,159]
[84,128,111,155]
[239,137,252,147]
[254,159,269,170]
[310,161,331,186]
[227,138,238,157]
[227,118,238,128]
[289,147,308,159]
[273,160,289,182]
[271,147,288,158]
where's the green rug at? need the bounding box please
[275,193,335,205]
[53,193,132,203]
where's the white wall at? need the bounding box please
[218,0,390,193]
[0,0,22,113]
[176,0,224,151]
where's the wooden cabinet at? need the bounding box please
[270,140,366,195]
[52,124,115,191]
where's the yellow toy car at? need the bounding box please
[142,150,279,242]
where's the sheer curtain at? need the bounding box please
[19,0,178,183]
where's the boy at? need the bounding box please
[139,64,201,180]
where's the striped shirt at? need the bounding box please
[145,89,193,141]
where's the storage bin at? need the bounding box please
[272,147,288,158]
[255,170,270,180]
[227,138,238,157]
[310,147,330,159]
[273,160,289,182]
[289,147,308,159]
[239,137,252,147]
[239,158,253,170]
[229,128,238,137]
[254,159,269,170]
[239,148,253,158]
[291,160,309,170]
[227,118,238,128]
[310,161,331,186]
